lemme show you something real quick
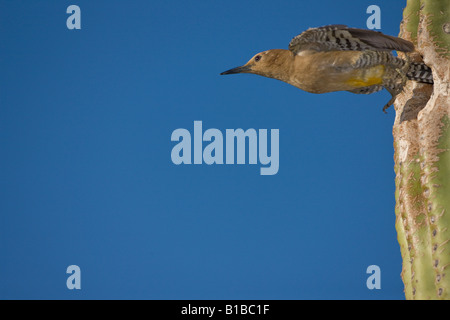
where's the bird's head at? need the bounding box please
[220,49,291,79]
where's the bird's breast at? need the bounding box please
[287,51,385,93]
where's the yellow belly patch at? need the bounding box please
[346,65,385,88]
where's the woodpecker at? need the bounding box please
[220,25,433,113]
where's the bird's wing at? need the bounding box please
[288,25,414,55]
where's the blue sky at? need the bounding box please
[1,0,408,299]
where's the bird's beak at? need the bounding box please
[220,65,251,75]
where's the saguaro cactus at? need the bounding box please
[394,0,450,299]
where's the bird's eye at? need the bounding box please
[255,55,261,62]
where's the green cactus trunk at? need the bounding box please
[394,0,450,300]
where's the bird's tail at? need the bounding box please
[406,62,434,84]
